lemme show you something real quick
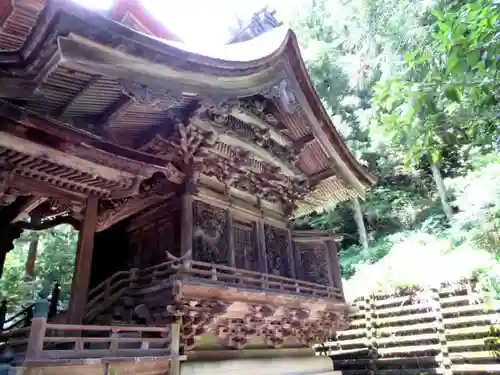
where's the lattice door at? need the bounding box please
[265,225,292,277]
[233,222,258,271]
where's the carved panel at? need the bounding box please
[262,79,299,114]
[193,201,228,264]
[127,209,180,269]
[297,244,329,285]
[233,221,258,271]
[264,225,291,277]
[119,80,179,110]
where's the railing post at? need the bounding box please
[103,279,111,300]
[48,282,60,319]
[0,299,7,331]
[130,268,139,289]
[25,300,49,361]
[170,319,181,375]
[24,305,33,328]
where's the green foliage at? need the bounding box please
[282,0,500,288]
[0,225,77,313]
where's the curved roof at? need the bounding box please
[0,0,375,219]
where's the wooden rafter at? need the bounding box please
[51,76,100,118]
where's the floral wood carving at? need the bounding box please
[168,120,217,174]
[203,109,301,169]
[119,80,179,110]
[204,148,251,186]
[262,79,299,114]
[193,201,228,264]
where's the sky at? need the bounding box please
[73,0,275,47]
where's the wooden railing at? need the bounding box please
[174,261,344,300]
[84,257,344,321]
[5,301,184,364]
[85,259,180,321]
[1,283,61,333]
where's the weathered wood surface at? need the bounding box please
[0,0,375,237]
[5,317,184,366]
[316,282,500,375]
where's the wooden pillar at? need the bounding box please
[170,319,181,375]
[226,210,235,267]
[292,237,304,280]
[256,220,267,273]
[326,240,344,298]
[24,212,41,281]
[323,241,336,288]
[25,300,49,361]
[286,225,296,278]
[67,196,98,325]
[180,184,193,262]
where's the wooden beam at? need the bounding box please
[96,94,134,126]
[67,196,99,324]
[0,77,39,99]
[180,184,193,262]
[8,174,86,203]
[256,220,267,273]
[0,102,184,169]
[326,240,344,299]
[323,241,336,289]
[12,196,47,223]
[309,168,336,187]
[292,230,342,243]
[293,133,315,150]
[169,321,181,375]
[292,238,303,280]
[226,209,235,267]
[231,107,292,147]
[286,225,296,279]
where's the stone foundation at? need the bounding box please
[182,356,339,375]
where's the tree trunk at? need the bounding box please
[24,213,41,281]
[352,197,369,255]
[430,162,453,222]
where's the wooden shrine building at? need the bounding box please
[0,0,375,374]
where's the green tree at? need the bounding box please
[0,225,77,313]
[282,0,499,278]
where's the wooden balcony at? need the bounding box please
[2,300,185,374]
[83,258,348,351]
